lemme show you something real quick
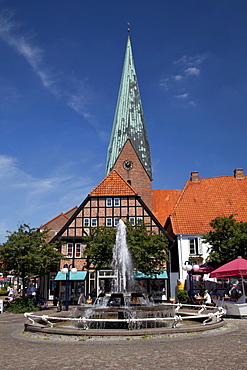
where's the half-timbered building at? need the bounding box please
[40,35,173,302]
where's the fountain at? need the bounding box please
[73,219,175,329]
[24,219,226,336]
[112,219,134,292]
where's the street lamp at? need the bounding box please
[61,264,77,311]
[182,261,200,303]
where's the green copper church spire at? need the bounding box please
[106,36,152,179]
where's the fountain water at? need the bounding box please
[72,218,176,329]
[112,219,133,292]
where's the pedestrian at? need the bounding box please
[7,286,14,302]
[204,290,212,305]
[27,283,36,296]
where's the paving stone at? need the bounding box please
[0,309,247,369]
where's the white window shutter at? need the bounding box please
[198,237,203,255]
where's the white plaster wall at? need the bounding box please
[177,234,211,281]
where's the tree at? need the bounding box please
[83,221,169,275]
[83,225,116,270]
[126,221,169,275]
[204,215,247,268]
[0,224,64,295]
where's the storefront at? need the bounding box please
[133,270,168,302]
[54,271,87,304]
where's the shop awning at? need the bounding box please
[133,270,168,279]
[54,271,87,281]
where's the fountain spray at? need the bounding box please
[112,219,134,292]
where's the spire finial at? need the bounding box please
[127,22,130,33]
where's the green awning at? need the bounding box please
[133,270,168,279]
[54,271,87,281]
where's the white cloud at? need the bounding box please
[188,100,197,107]
[185,67,200,76]
[0,155,19,178]
[174,74,183,81]
[160,52,209,107]
[0,148,103,233]
[0,155,71,196]
[174,53,208,66]
[0,11,95,124]
[0,154,96,240]
[0,13,54,89]
[175,93,189,99]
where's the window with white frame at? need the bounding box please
[106,198,112,207]
[114,198,120,207]
[67,243,73,258]
[83,218,90,227]
[136,217,143,224]
[189,238,202,255]
[106,218,112,227]
[75,243,81,258]
[129,217,135,225]
[114,218,119,226]
[91,218,97,227]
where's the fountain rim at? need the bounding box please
[23,303,226,337]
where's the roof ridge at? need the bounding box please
[39,213,67,229]
[170,179,190,216]
[64,206,78,215]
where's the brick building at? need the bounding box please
[40,36,173,302]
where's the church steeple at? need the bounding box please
[106,36,152,180]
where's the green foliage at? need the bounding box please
[126,221,169,275]
[177,290,189,302]
[83,221,169,275]
[7,296,40,313]
[0,224,64,295]
[83,226,116,269]
[0,288,8,296]
[204,215,247,267]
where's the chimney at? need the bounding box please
[190,171,200,183]
[234,168,245,179]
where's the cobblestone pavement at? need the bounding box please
[0,308,247,370]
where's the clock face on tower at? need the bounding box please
[123,160,133,170]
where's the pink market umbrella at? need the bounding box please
[210,257,247,278]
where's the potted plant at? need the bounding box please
[177,289,189,303]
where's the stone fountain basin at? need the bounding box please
[24,303,225,336]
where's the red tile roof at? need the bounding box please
[152,189,182,226]
[169,175,247,235]
[39,207,78,230]
[39,207,78,241]
[90,170,137,196]
[64,206,78,218]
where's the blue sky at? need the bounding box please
[1,0,247,242]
